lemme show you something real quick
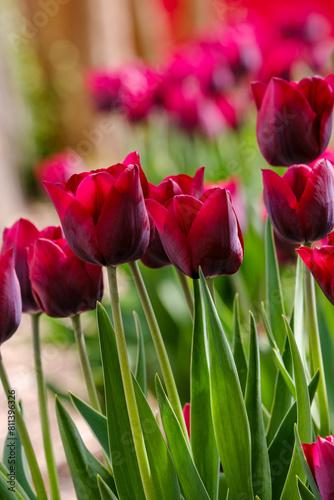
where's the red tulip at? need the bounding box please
[183,403,190,438]
[252,75,334,166]
[141,168,205,269]
[1,219,62,313]
[28,238,103,318]
[146,188,243,279]
[0,249,22,344]
[302,435,334,500]
[44,157,150,267]
[262,159,334,244]
[296,233,334,305]
[35,149,85,185]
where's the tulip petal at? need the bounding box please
[188,189,243,277]
[257,78,319,165]
[122,151,149,197]
[314,436,334,500]
[44,181,76,220]
[96,166,150,265]
[298,160,334,242]
[0,249,22,344]
[75,172,114,224]
[28,239,102,317]
[170,195,202,236]
[262,169,303,243]
[297,246,334,305]
[146,199,193,277]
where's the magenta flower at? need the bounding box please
[44,156,150,267]
[0,249,22,344]
[1,219,62,313]
[252,75,334,166]
[262,159,334,243]
[302,435,334,500]
[146,188,243,279]
[35,149,85,185]
[28,238,103,318]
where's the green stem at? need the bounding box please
[175,268,194,320]
[128,261,189,442]
[107,266,155,500]
[304,266,330,436]
[71,314,101,413]
[0,353,48,500]
[205,277,216,305]
[31,314,60,500]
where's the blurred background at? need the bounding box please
[1,0,334,497]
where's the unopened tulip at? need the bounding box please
[302,435,334,500]
[28,238,103,318]
[262,159,334,243]
[0,249,22,344]
[1,219,62,312]
[44,156,150,267]
[252,75,334,166]
[146,188,243,279]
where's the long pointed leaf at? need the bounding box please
[97,475,119,500]
[155,375,210,500]
[199,271,253,499]
[232,295,247,394]
[245,313,271,500]
[133,312,147,396]
[296,477,316,500]
[265,218,286,352]
[279,319,312,500]
[190,280,219,500]
[56,396,116,500]
[69,392,110,459]
[97,303,146,500]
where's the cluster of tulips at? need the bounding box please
[1,72,334,499]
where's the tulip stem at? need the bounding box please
[107,265,155,500]
[0,353,48,500]
[128,260,189,442]
[304,265,330,436]
[205,277,216,305]
[31,313,60,500]
[71,314,101,413]
[175,268,194,319]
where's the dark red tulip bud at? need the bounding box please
[262,159,334,244]
[0,249,22,345]
[146,188,243,279]
[302,435,334,500]
[1,219,62,313]
[28,238,103,318]
[44,156,150,267]
[252,75,334,166]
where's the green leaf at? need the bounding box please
[296,477,316,500]
[97,475,119,500]
[271,349,296,399]
[245,313,272,500]
[69,392,110,459]
[262,306,293,444]
[97,303,146,500]
[0,469,19,499]
[56,396,116,500]
[155,375,210,500]
[0,463,31,500]
[268,371,319,500]
[279,318,312,500]
[199,270,253,499]
[2,403,37,500]
[232,295,247,394]
[265,218,286,352]
[133,312,147,396]
[191,280,219,500]
[294,426,321,500]
[133,376,181,499]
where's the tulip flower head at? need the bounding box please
[1,219,62,313]
[0,249,22,345]
[262,159,334,244]
[297,231,334,306]
[44,154,150,267]
[252,75,334,166]
[302,435,334,500]
[146,188,243,279]
[28,238,103,318]
[141,167,205,269]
